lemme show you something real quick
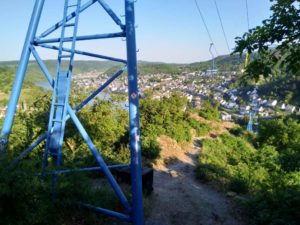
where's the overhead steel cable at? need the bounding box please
[194,0,219,56]
[246,0,250,30]
[245,0,250,67]
[213,0,231,54]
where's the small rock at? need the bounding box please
[226,191,237,197]
[169,170,179,178]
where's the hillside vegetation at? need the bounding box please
[188,54,245,72]
[196,116,300,225]
[0,87,299,225]
[0,92,213,224]
[0,67,46,106]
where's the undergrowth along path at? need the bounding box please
[145,120,244,225]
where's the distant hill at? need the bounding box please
[0,54,245,82]
[186,54,245,72]
[0,60,121,82]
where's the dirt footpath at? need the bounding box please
[145,136,244,225]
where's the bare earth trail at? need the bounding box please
[145,134,244,225]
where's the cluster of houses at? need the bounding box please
[75,71,129,93]
[40,69,300,123]
[140,71,299,121]
[214,85,298,120]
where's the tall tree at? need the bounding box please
[234,0,300,79]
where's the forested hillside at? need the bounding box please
[0,67,45,106]
[187,54,245,72]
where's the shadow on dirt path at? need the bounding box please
[145,138,244,225]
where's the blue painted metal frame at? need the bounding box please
[0,0,45,153]
[125,1,144,224]
[35,32,126,44]
[0,0,144,224]
[247,112,253,132]
[37,44,127,64]
[45,164,130,175]
[38,0,98,39]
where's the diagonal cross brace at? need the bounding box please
[67,105,131,212]
[2,1,143,224]
[24,48,131,211]
[97,0,125,29]
[12,48,126,163]
[38,0,98,39]
[37,0,125,40]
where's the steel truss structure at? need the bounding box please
[247,112,253,132]
[0,0,144,224]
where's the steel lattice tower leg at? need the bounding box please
[0,0,144,224]
[125,1,144,224]
[0,0,45,153]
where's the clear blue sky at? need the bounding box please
[0,0,272,63]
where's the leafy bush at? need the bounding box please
[141,136,161,159]
[248,171,300,225]
[258,118,300,172]
[188,118,212,137]
[197,117,300,225]
[165,120,192,142]
[0,158,97,225]
[140,92,192,145]
[198,100,220,121]
[196,134,268,193]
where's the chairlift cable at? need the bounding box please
[245,0,250,67]
[246,0,250,30]
[194,0,219,56]
[213,0,231,54]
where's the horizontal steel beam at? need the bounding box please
[35,32,126,44]
[38,44,127,64]
[79,203,131,222]
[49,164,129,174]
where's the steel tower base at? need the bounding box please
[0,0,144,224]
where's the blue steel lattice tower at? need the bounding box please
[0,0,144,224]
[247,88,259,133]
[247,112,253,132]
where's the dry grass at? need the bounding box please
[190,113,236,137]
[153,135,193,171]
[152,114,237,171]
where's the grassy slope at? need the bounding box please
[0,67,46,106]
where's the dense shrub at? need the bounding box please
[141,136,161,159]
[140,92,192,145]
[248,171,300,225]
[188,118,212,137]
[196,134,263,192]
[197,117,300,225]
[165,120,192,142]
[198,100,220,121]
[258,118,300,172]
[0,158,98,225]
